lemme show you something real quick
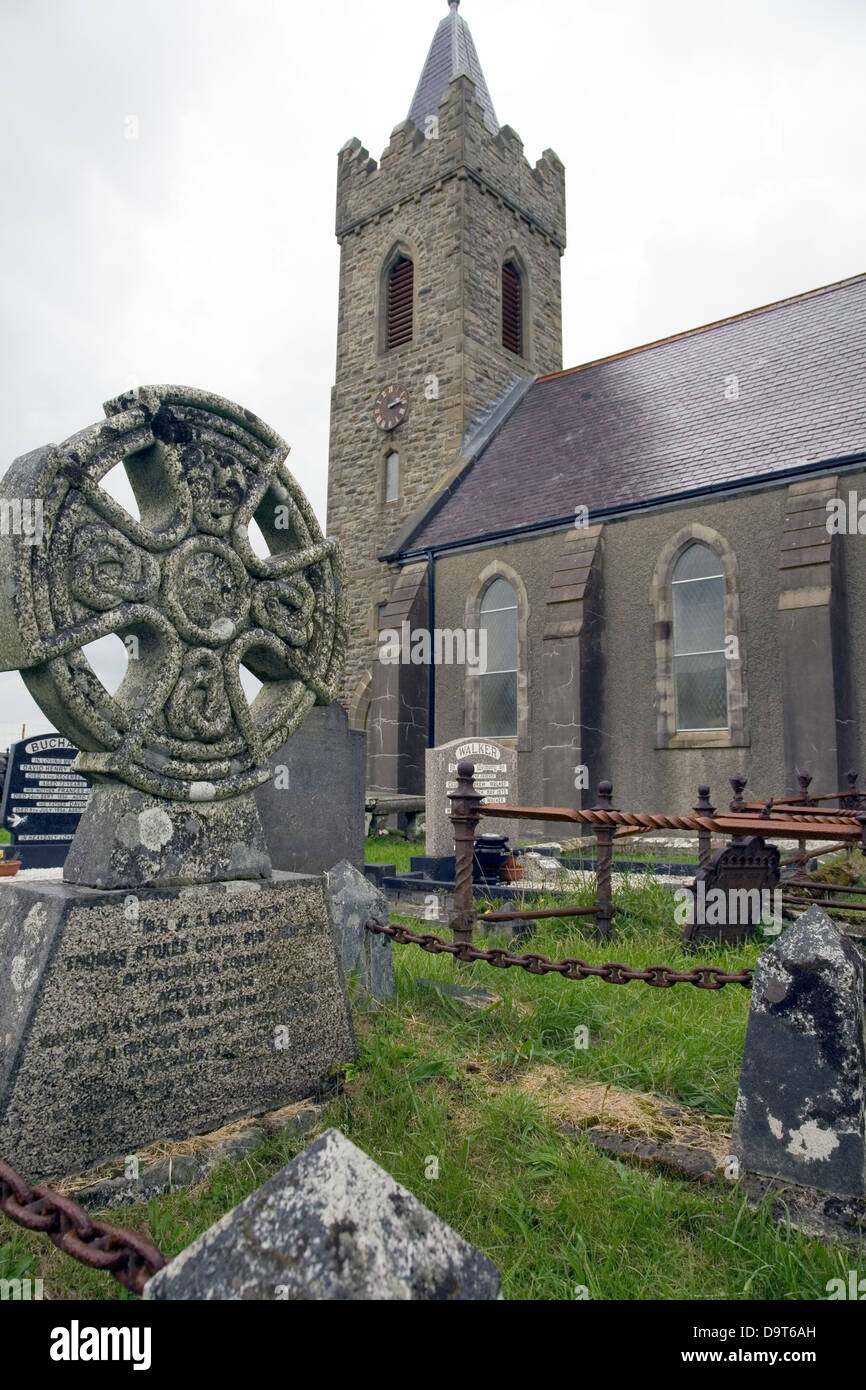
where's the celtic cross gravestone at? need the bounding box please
[0,386,358,1179]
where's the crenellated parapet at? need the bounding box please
[336,72,566,252]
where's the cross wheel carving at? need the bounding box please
[0,386,345,802]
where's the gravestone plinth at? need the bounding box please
[144,1129,502,1300]
[0,386,353,1180]
[425,738,517,857]
[731,905,866,1198]
[0,873,355,1179]
[63,783,271,889]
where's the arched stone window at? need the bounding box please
[671,543,727,730]
[384,449,400,504]
[465,561,531,748]
[651,524,748,749]
[480,578,518,737]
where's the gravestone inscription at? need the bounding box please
[0,734,91,868]
[0,385,357,1178]
[425,737,517,857]
[0,875,354,1179]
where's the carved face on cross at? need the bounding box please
[0,386,345,802]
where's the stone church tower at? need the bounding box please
[327,0,567,723]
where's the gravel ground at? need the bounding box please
[0,866,64,885]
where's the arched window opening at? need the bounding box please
[384,451,399,504]
[672,543,728,731]
[502,260,523,355]
[479,578,518,737]
[386,256,414,349]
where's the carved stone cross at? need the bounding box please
[0,385,346,887]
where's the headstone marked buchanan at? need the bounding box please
[425,737,517,857]
[0,734,91,869]
[0,385,356,1179]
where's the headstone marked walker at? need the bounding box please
[425,736,518,859]
[0,385,357,1179]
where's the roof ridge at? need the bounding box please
[540,270,866,382]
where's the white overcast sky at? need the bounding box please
[1,0,865,739]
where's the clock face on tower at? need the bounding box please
[373,384,409,432]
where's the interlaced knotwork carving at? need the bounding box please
[0,385,346,802]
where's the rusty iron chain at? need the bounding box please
[365,919,754,989]
[0,1159,167,1295]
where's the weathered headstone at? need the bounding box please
[0,385,356,1179]
[683,836,781,945]
[0,734,91,868]
[731,904,866,1198]
[325,858,393,1000]
[143,1128,502,1300]
[425,737,517,857]
[254,703,365,874]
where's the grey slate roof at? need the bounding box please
[408,1,499,136]
[396,273,866,556]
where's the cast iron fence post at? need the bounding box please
[694,784,716,870]
[593,780,616,939]
[795,770,813,873]
[448,759,482,947]
[843,770,859,810]
[729,775,748,845]
[843,773,859,863]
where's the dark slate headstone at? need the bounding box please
[0,735,91,868]
[144,1128,502,1300]
[254,704,365,876]
[731,904,866,1198]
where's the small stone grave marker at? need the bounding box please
[144,1129,502,1300]
[731,904,866,1198]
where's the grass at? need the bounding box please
[364,832,426,875]
[0,873,855,1301]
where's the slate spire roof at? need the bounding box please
[408,1,500,135]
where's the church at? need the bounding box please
[326,0,866,817]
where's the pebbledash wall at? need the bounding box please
[428,465,866,820]
[327,72,565,714]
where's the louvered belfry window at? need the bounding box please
[386,256,414,349]
[502,261,523,355]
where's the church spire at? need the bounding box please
[408,1,500,136]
